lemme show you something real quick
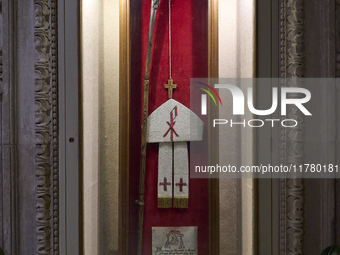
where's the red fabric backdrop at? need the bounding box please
[129,0,209,254]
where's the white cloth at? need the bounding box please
[158,143,173,202]
[174,142,189,202]
[147,99,204,208]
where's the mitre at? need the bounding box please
[147,99,204,208]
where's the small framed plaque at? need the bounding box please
[152,227,198,255]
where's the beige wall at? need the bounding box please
[82,0,120,254]
[218,1,241,253]
[238,1,256,254]
[82,0,100,253]
[219,0,255,254]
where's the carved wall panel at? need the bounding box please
[0,0,59,254]
[335,0,340,248]
[337,2,340,78]
[34,0,59,254]
[0,0,2,86]
[280,0,340,254]
[258,0,340,253]
[280,1,305,254]
[0,0,19,254]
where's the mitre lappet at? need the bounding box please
[147,99,204,208]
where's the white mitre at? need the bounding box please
[147,99,204,143]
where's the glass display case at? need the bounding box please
[119,0,219,254]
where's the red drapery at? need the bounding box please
[129,0,209,254]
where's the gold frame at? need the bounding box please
[208,0,219,255]
[118,0,219,254]
[119,0,130,254]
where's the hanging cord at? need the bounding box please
[169,0,172,79]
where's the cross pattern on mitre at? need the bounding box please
[147,99,204,208]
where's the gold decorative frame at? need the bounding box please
[118,0,219,254]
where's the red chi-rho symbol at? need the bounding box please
[163,106,179,141]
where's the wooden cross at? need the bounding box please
[164,79,177,99]
[159,177,171,191]
[175,178,187,192]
